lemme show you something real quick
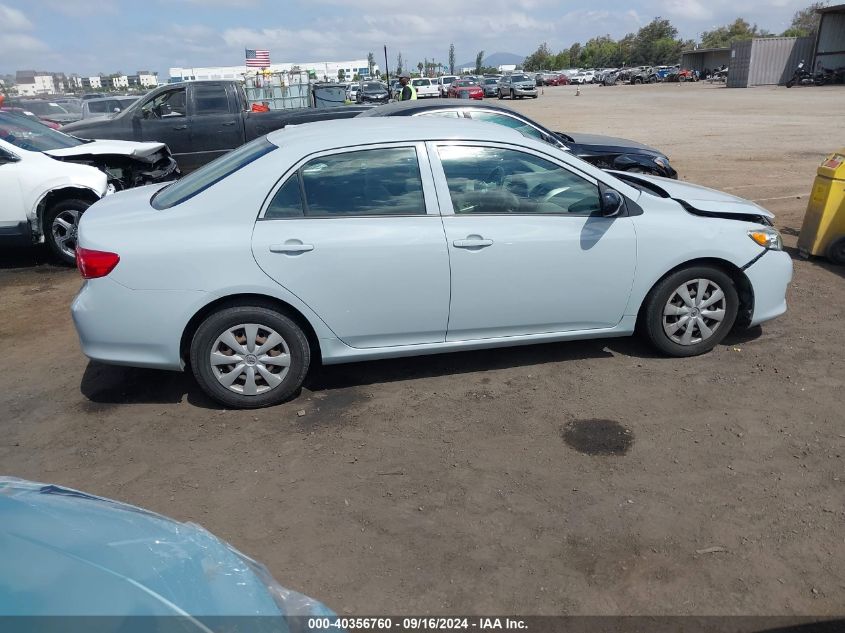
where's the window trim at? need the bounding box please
[258,142,440,221]
[428,140,609,218]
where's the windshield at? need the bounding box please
[0,112,84,151]
[483,78,498,84]
[511,74,530,82]
[20,101,70,117]
[364,83,383,90]
[443,77,456,84]
[455,80,476,87]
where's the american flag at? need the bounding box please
[245,49,270,67]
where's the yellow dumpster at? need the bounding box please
[798,149,845,265]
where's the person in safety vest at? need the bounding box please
[399,73,417,101]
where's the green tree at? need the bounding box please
[551,50,571,69]
[396,52,404,76]
[448,43,456,75]
[338,68,345,81]
[523,42,552,71]
[782,2,827,37]
[367,52,375,76]
[569,42,582,67]
[475,50,485,74]
[632,17,680,64]
[700,18,761,48]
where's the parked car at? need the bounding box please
[356,81,390,104]
[72,118,790,408]
[345,82,360,101]
[0,477,334,618]
[80,93,104,100]
[9,99,82,125]
[447,79,483,100]
[0,111,179,263]
[411,78,439,98]
[570,70,596,85]
[436,75,459,97]
[628,66,655,84]
[546,73,570,86]
[480,77,501,97]
[81,96,139,120]
[497,74,538,99]
[62,80,349,173]
[0,106,61,129]
[358,100,678,178]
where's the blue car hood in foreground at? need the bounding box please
[0,478,332,619]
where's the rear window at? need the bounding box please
[151,137,276,209]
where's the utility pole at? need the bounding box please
[384,45,389,86]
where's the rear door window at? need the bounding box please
[264,147,425,218]
[193,84,231,115]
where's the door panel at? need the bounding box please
[134,88,192,167]
[188,83,244,165]
[432,143,637,340]
[252,144,450,349]
[442,214,636,340]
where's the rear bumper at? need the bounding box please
[0,221,33,248]
[744,250,793,326]
[71,277,206,371]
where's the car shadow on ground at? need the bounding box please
[784,245,845,281]
[0,246,66,273]
[80,329,764,409]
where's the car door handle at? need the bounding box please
[222,121,236,126]
[453,238,493,248]
[269,243,314,254]
[172,125,187,130]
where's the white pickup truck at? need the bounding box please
[411,78,440,98]
[0,111,177,264]
[435,75,458,97]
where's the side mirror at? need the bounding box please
[0,152,20,165]
[601,189,625,217]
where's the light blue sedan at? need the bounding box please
[0,477,333,623]
[72,118,792,409]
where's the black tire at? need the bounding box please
[826,236,845,265]
[785,80,794,88]
[532,95,538,99]
[190,305,311,409]
[641,266,739,357]
[510,89,515,100]
[44,198,93,266]
[497,90,503,100]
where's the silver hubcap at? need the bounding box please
[52,209,81,259]
[210,323,291,396]
[663,278,727,346]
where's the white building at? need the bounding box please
[169,59,379,83]
[497,64,517,73]
[14,71,55,96]
[88,76,102,89]
[138,71,158,88]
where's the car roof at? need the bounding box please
[267,117,525,152]
[358,98,518,117]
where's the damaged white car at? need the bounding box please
[0,111,178,264]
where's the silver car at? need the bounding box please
[497,74,538,99]
[72,118,791,409]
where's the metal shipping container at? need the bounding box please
[815,7,845,73]
[728,37,815,87]
[680,48,731,74]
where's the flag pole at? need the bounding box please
[384,45,389,85]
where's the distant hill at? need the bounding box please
[457,52,524,69]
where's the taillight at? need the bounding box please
[76,248,120,279]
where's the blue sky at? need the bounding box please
[0,0,816,77]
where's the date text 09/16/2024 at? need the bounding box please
[307,618,528,630]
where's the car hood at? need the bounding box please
[563,132,662,155]
[0,478,331,617]
[45,139,168,159]
[613,171,774,218]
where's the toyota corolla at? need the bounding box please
[71,119,792,409]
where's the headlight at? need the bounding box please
[653,156,669,168]
[748,228,783,251]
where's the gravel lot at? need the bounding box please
[1,82,843,615]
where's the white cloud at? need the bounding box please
[0,3,32,30]
[656,0,712,21]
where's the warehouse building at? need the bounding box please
[679,47,731,74]
[814,4,845,73]
[169,59,379,83]
[727,36,815,87]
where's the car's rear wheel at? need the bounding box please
[510,89,515,99]
[44,198,93,266]
[642,267,739,357]
[497,90,503,99]
[190,306,311,409]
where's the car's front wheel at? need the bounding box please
[190,305,311,409]
[44,198,93,266]
[642,267,739,357]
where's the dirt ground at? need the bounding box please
[1,82,844,616]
